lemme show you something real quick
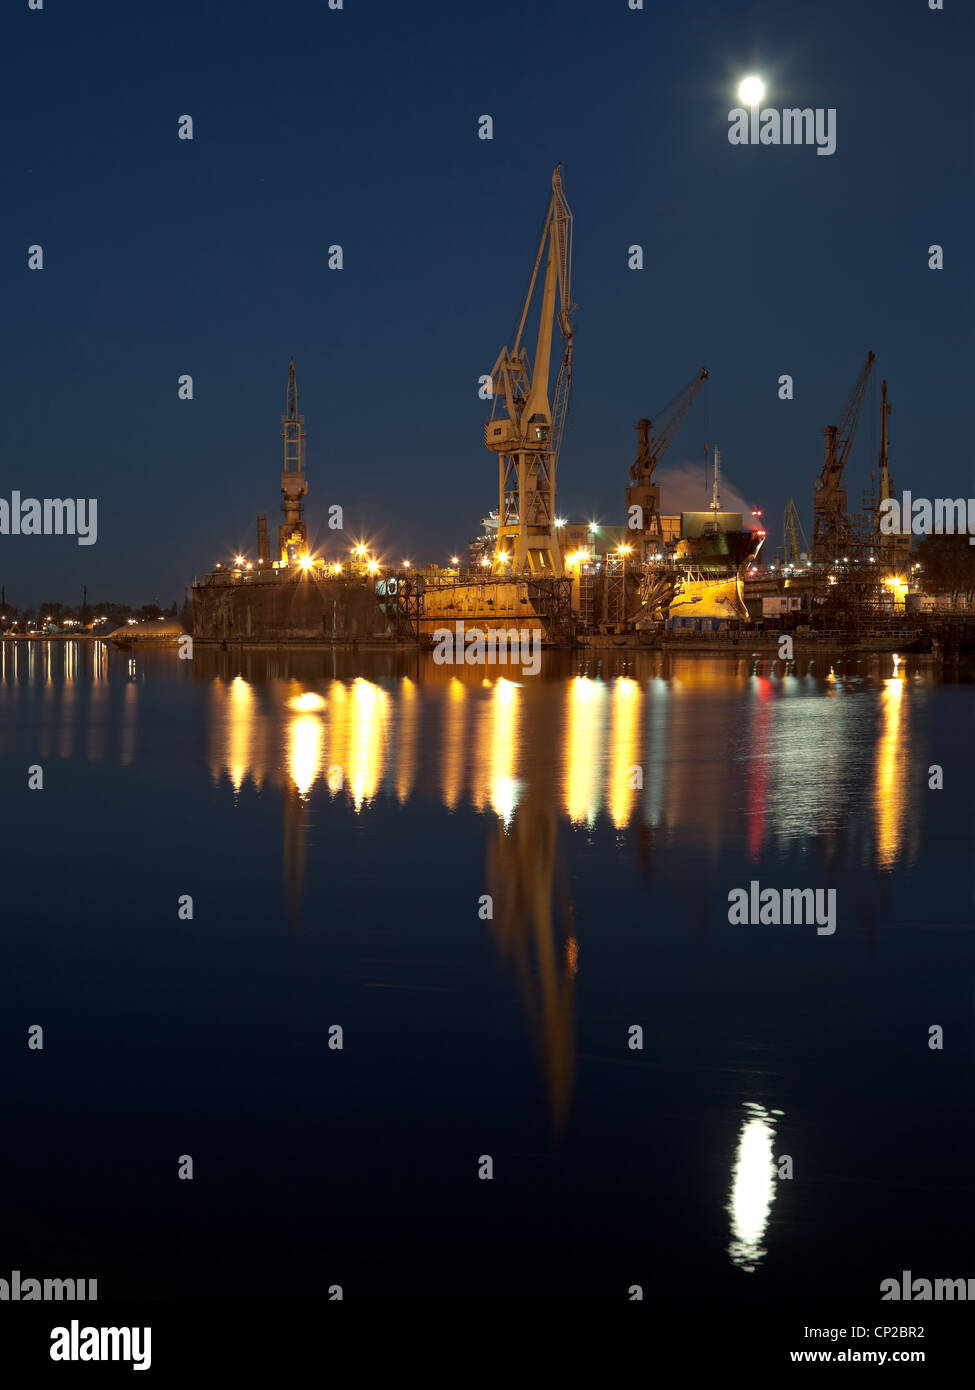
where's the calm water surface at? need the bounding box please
[1,641,972,1299]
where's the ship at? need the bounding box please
[662,448,764,625]
[110,618,187,649]
[668,566,752,622]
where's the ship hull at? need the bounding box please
[668,571,748,622]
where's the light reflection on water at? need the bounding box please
[727,1103,782,1273]
[199,658,920,875]
[0,640,955,1281]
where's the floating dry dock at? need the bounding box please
[192,567,574,644]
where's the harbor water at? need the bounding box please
[1,641,972,1299]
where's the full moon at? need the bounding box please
[739,75,765,104]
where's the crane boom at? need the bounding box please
[783,498,809,565]
[625,367,708,559]
[630,367,709,486]
[817,350,875,492]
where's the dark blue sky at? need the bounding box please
[4,0,972,605]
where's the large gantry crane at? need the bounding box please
[812,350,875,564]
[485,166,575,576]
[625,367,709,561]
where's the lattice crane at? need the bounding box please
[812,350,875,563]
[484,166,575,576]
[625,367,708,557]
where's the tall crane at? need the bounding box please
[812,350,875,563]
[485,166,575,576]
[625,367,708,559]
[782,498,809,565]
[876,378,892,504]
[874,379,910,570]
[278,358,308,563]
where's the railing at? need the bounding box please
[662,626,925,642]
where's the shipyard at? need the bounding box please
[187,170,974,665]
[4,0,974,1345]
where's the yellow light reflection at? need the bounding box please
[874,673,906,869]
[441,678,466,810]
[488,678,520,825]
[396,677,418,804]
[338,678,389,812]
[607,677,641,828]
[288,712,323,798]
[288,691,326,712]
[563,677,605,825]
[226,675,255,791]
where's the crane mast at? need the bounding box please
[873,379,910,570]
[877,379,892,503]
[625,367,708,560]
[278,357,308,563]
[782,498,809,565]
[812,350,875,564]
[485,166,575,576]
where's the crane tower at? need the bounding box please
[812,351,875,564]
[484,166,575,576]
[874,379,910,570]
[626,367,708,561]
[278,358,308,563]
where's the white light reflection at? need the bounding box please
[726,1101,782,1272]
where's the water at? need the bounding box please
[1,641,972,1300]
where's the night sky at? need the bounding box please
[4,0,972,606]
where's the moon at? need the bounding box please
[738,75,765,104]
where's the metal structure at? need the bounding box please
[812,351,875,563]
[278,358,308,562]
[607,563,627,629]
[257,512,269,566]
[877,379,892,504]
[375,574,425,639]
[626,367,708,560]
[782,498,809,565]
[385,573,574,643]
[485,166,575,576]
[707,445,723,528]
[874,380,911,571]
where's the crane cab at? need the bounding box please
[483,418,550,451]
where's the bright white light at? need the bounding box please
[739,75,765,104]
[727,1102,779,1272]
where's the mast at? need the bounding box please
[278,358,308,562]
